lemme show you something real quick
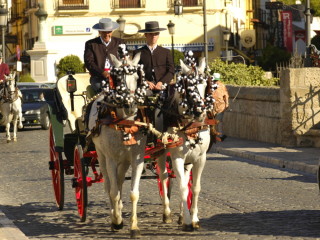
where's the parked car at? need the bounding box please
[17,82,52,89]
[20,88,54,130]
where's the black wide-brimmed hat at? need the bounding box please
[138,21,166,33]
[92,18,119,31]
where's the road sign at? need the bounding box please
[16,45,21,61]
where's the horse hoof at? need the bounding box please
[130,229,141,239]
[182,224,194,232]
[192,221,200,229]
[163,213,173,224]
[6,140,10,143]
[18,125,23,129]
[13,138,17,142]
[177,216,183,225]
[111,221,124,231]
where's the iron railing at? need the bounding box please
[168,0,203,7]
[111,0,146,9]
[57,0,89,10]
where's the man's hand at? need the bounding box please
[154,82,163,90]
[102,71,110,79]
[147,81,156,90]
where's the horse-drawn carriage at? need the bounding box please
[48,50,216,237]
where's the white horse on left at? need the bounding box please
[88,50,150,238]
[0,72,23,143]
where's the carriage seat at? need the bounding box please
[56,72,91,132]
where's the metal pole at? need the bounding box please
[304,0,312,67]
[2,26,5,63]
[225,40,228,64]
[203,0,208,67]
[171,35,174,64]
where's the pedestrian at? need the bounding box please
[84,18,124,93]
[0,52,10,84]
[133,21,174,93]
[212,72,229,141]
[133,21,175,134]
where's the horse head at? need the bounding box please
[101,47,148,118]
[173,52,214,121]
[3,72,18,101]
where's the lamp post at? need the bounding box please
[167,20,175,64]
[0,4,8,63]
[203,0,208,67]
[116,16,126,39]
[304,0,312,67]
[174,0,183,15]
[223,29,231,63]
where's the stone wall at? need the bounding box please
[222,68,320,147]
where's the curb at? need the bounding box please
[212,146,319,175]
[0,209,29,240]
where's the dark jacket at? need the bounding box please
[133,45,174,85]
[84,36,124,78]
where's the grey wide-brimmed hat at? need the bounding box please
[138,21,166,33]
[92,18,119,31]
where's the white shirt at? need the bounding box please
[147,44,158,54]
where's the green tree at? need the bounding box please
[171,49,184,67]
[257,44,291,72]
[281,0,320,17]
[56,55,85,79]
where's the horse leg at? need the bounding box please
[5,122,11,143]
[190,157,205,229]
[129,155,144,238]
[172,157,193,231]
[12,115,18,142]
[157,153,172,223]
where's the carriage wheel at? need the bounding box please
[187,171,193,210]
[156,160,172,200]
[49,124,65,210]
[73,144,88,222]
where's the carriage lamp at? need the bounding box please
[174,0,183,15]
[67,74,77,93]
[167,20,175,64]
[116,16,126,39]
[0,5,8,63]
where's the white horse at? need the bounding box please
[0,72,23,143]
[157,55,216,231]
[88,52,149,238]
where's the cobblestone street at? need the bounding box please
[1,127,320,239]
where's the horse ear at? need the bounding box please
[198,57,206,74]
[180,59,190,74]
[132,52,141,66]
[110,54,122,68]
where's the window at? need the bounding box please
[57,0,89,10]
[183,0,199,7]
[111,0,145,9]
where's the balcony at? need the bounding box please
[168,0,203,7]
[57,0,89,10]
[111,0,146,9]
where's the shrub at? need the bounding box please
[56,55,85,79]
[18,73,35,82]
[257,44,291,72]
[172,49,184,67]
[208,59,279,86]
[311,35,320,50]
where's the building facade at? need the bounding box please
[6,0,253,82]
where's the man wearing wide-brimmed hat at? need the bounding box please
[133,21,174,92]
[84,18,124,92]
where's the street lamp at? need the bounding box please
[116,16,126,39]
[0,5,8,63]
[223,29,231,63]
[304,0,312,67]
[174,0,183,16]
[167,20,175,64]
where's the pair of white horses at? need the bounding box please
[85,51,213,238]
[0,73,23,143]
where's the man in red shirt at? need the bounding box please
[0,53,10,83]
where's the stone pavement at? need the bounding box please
[210,136,320,175]
[1,136,320,240]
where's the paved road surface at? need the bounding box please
[0,127,320,239]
